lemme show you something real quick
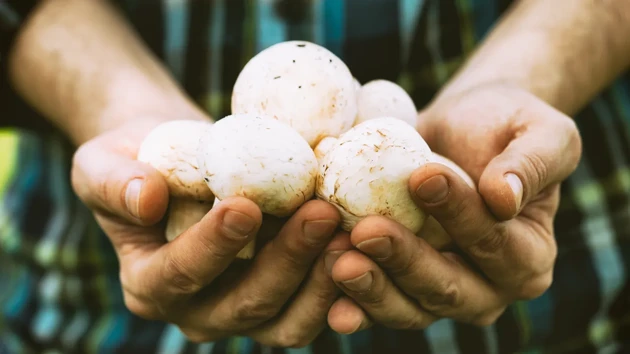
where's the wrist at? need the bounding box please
[433,0,630,116]
[434,34,572,112]
[70,90,212,146]
[430,79,531,111]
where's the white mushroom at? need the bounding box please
[353,77,362,93]
[355,80,418,128]
[197,114,319,258]
[314,136,338,167]
[137,120,214,242]
[164,199,214,240]
[231,40,357,147]
[317,117,432,233]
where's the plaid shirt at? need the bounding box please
[2,0,630,353]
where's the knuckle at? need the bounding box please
[388,248,420,279]
[123,293,161,320]
[439,194,468,222]
[513,272,553,300]
[559,117,583,172]
[179,327,219,343]
[70,148,87,195]
[275,241,311,269]
[466,225,510,262]
[301,232,330,250]
[200,231,234,260]
[233,295,280,324]
[418,280,462,314]
[286,226,333,260]
[91,176,112,208]
[272,328,314,348]
[310,284,338,306]
[162,253,203,295]
[392,315,430,330]
[557,112,579,135]
[353,286,385,306]
[471,309,504,327]
[522,151,548,190]
[567,121,583,159]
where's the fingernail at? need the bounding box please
[342,272,373,293]
[125,178,144,218]
[416,175,449,203]
[303,220,338,244]
[355,237,392,260]
[505,173,523,211]
[324,251,345,275]
[222,210,257,239]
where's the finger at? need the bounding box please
[479,112,581,219]
[409,164,556,296]
[194,200,340,330]
[328,297,373,335]
[71,139,169,226]
[352,216,505,324]
[247,232,353,347]
[124,197,262,313]
[331,250,435,330]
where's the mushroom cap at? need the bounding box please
[355,80,418,128]
[197,114,318,217]
[314,136,338,167]
[137,120,214,201]
[353,77,362,93]
[430,153,476,189]
[231,40,357,147]
[317,117,432,233]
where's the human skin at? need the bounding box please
[326,0,630,334]
[8,0,351,347]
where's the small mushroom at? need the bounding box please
[314,136,338,168]
[137,120,214,242]
[197,114,319,259]
[317,117,432,233]
[353,77,362,93]
[231,41,358,147]
[355,79,418,128]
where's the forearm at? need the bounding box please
[438,0,630,116]
[8,0,209,145]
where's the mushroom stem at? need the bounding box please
[165,198,213,242]
[236,240,257,260]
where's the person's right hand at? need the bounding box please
[71,119,349,347]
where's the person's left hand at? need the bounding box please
[325,83,583,333]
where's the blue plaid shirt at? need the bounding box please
[2,0,630,353]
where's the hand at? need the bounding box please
[325,83,582,333]
[71,119,350,347]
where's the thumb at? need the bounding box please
[478,118,582,220]
[71,139,169,226]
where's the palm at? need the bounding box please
[415,86,564,285]
[326,86,581,334]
